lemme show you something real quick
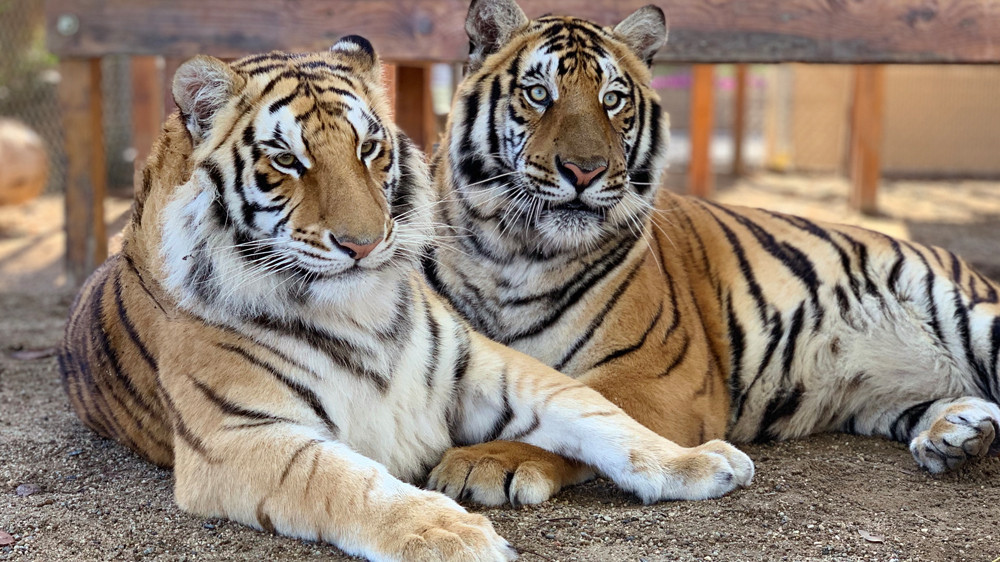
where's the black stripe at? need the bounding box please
[554,258,644,370]
[698,202,769,324]
[113,268,157,372]
[186,372,295,425]
[424,295,442,389]
[890,399,940,442]
[780,304,806,375]
[755,384,804,442]
[157,377,214,461]
[726,298,746,418]
[482,369,514,442]
[589,300,663,370]
[249,314,390,392]
[217,342,339,436]
[989,317,1000,403]
[658,334,691,378]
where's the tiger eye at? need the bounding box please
[274,153,297,167]
[528,85,550,103]
[360,140,376,157]
[603,91,621,108]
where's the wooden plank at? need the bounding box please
[45,0,1000,64]
[731,64,748,176]
[130,55,164,179]
[688,64,715,198]
[394,65,436,152]
[59,58,107,287]
[848,65,885,215]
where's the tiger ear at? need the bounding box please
[172,55,244,143]
[465,0,529,72]
[613,5,668,66]
[331,34,381,83]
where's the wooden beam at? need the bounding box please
[688,64,715,198]
[731,64,748,177]
[849,65,885,215]
[59,58,107,287]
[393,65,436,153]
[45,0,1000,64]
[130,55,164,180]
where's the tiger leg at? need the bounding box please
[841,396,1000,473]
[431,337,752,506]
[430,348,731,506]
[162,335,514,561]
[905,397,999,473]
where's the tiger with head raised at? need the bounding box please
[58,36,755,561]
[424,0,1000,506]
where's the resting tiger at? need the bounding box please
[424,0,1000,505]
[58,37,755,561]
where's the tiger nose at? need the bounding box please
[331,235,383,260]
[556,157,608,192]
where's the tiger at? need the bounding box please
[422,0,1000,507]
[57,36,756,561]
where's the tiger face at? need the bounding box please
[160,37,432,315]
[447,0,669,256]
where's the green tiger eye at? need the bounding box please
[274,153,296,167]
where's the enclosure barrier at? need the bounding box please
[44,0,1000,286]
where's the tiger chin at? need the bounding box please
[425,0,1000,506]
[57,36,755,561]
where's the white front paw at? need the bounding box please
[623,439,755,502]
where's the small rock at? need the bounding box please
[15,483,41,497]
[203,523,216,530]
[67,449,83,457]
[0,531,13,546]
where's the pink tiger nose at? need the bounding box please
[556,157,608,191]
[333,236,382,260]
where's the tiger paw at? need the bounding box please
[382,490,517,561]
[909,399,1000,473]
[621,439,755,502]
[427,441,595,507]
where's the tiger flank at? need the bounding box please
[58,37,754,561]
[424,0,1000,506]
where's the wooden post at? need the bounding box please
[394,64,436,152]
[59,58,107,287]
[688,64,715,198]
[849,65,885,215]
[131,56,164,180]
[731,64,748,177]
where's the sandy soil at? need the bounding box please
[1,173,999,561]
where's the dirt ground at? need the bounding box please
[1,173,1000,562]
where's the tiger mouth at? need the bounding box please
[544,199,605,218]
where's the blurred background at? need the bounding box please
[1,0,999,296]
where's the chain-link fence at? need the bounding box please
[1,0,134,195]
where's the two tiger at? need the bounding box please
[424,0,1000,505]
[59,32,752,562]
[58,0,1000,560]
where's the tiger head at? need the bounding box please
[156,37,432,315]
[443,0,669,256]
